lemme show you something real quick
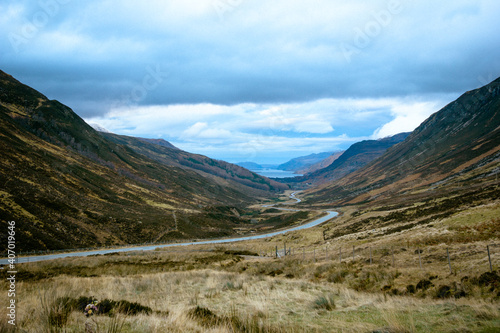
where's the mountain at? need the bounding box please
[305,77,500,206]
[237,162,263,170]
[102,133,287,192]
[302,133,410,184]
[138,137,179,150]
[297,151,344,174]
[0,70,286,251]
[277,151,340,173]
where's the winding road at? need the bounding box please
[0,192,337,264]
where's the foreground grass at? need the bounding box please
[1,249,499,332]
[1,194,499,332]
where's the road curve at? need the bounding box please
[1,193,337,264]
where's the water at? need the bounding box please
[251,168,302,178]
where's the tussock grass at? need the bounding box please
[2,194,499,331]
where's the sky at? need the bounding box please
[1,0,500,164]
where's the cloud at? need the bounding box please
[372,100,446,138]
[181,122,232,140]
[2,0,500,162]
[86,96,450,163]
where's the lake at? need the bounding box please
[251,169,302,178]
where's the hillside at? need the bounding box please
[0,70,286,251]
[102,133,288,192]
[301,133,409,184]
[297,151,344,174]
[277,151,339,173]
[305,77,500,206]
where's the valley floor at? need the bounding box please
[1,191,499,332]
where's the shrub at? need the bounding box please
[327,269,349,283]
[312,294,336,311]
[416,279,433,291]
[54,296,152,317]
[406,285,416,294]
[188,306,223,327]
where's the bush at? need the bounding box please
[188,306,223,327]
[312,294,336,311]
[54,296,152,317]
[406,285,416,294]
[416,279,433,291]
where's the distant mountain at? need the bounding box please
[306,77,500,206]
[237,162,263,169]
[277,151,340,172]
[0,70,287,251]
[103,133,288,192]
[303,133,410,184]
[297,151,344,174]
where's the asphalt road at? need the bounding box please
[1,192,337,264]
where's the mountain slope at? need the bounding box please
[277,151,339,173]
[0,70,285,251]
[298,151,344,174]
[305,77,500,206]
[302,133,409,184]
[102,133,288,192]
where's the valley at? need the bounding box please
[0,71,499,332]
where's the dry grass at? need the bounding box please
[1,249,499,332]
[1,194,499,332]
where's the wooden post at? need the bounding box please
[284,243,286,257]
[275,246,278,258]
[313,249,316,262]
[325,245,328,261]
[418,249,422,270]
[370,247,372,265]
[339,247,342,263]
[447,247,452,274]
[391,247,395,267]
[487,245,493,272]
[303,248,305,261]
[352,245,355,261]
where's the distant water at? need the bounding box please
[251,169,302,178]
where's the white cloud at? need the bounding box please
[372,100,446,138]
[85,96,453,163]
[4,0,500,163]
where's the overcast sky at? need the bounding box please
[1,0,499,164]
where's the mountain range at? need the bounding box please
[0,70,286,251]
[1,69,499,252]
[304,77,500,206]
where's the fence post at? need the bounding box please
[284,243,286,257]
[391,247,395,267]
[418,249,422,270]
[275,246,278,258]
[339,247,342,263]
[487,245,493,272]
[325,245,328,261]
[447,247,452,274]
[303,248,305,261]
[369,247,372,265]
[352,245,355,262]
[313,249,316,262]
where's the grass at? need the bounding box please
[1,191,499,332]
[1,245,499,332]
